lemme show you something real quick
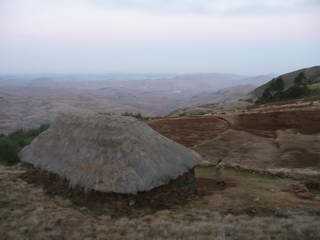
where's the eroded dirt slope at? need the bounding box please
[149,108,320,180]
[234,109,320,134]
[148,116,229,147]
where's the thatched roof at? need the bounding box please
[19,111,201,194]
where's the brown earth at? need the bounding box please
[193,129,320,176]
[1,164,320,240]
[150,111,320,212]
[195,166,320,216]
[148,108,320,181]
[19,166,198,218]
[148,116,230,147]
[233,109,320,134]
[2,106,320,239]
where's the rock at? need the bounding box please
[19,111,201,194]
[128,200,136,206]
[198,160,214,167]
[287,184,314,200]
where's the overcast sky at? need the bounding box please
[1,0,319,75]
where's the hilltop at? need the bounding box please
[250,66,320,103]
[169,66,320,117]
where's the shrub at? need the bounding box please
[294,72,307,86]
[256,73,314,103]
[270,77,284,92]
[0,137,19,166]
[256,77,284,103]
[0,124,49,166]
[121,112,149,121]
[278,85,310,100]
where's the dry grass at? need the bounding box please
[195,167,320,215]
[1,165,320,239]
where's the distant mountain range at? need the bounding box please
[0,72,274,134]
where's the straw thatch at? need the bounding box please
[19,111,201,194]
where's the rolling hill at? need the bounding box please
[250,66,320,103]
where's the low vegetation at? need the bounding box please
[0,124,49,166]
[257,72,320,103]
[121,112,150,121]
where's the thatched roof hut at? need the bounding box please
[19,111,201,194]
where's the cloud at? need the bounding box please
[0,0,319,74]
[95,0,320,15]
[1,0,319,17]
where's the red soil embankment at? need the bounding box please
[148,116,229,147]
[233,110,320,134]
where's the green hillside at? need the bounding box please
[251,66,320,103]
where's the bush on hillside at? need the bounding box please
[294,72,307,86]
[0,137,20,166]
[270,77,284,92]
[256,77,285,103]
[121,112,149,121]
[278,85,310,100]
[256,73,317,103]
[0,124,49,166]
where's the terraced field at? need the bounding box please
[148,116,230,147]
[1,108,320,239]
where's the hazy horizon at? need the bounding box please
[1,0,319,75]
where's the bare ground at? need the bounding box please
[1,164,320,240]
[148,116,229,147]
[2,108,320,239]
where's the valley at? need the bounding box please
[1,67,320,239]
[0,73,270,135]
[1,0,319,238]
